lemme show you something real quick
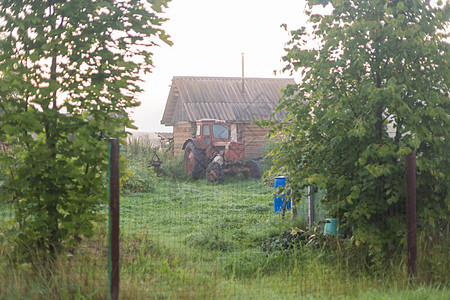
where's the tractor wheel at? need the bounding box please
[245,160,262,179]
[206,162,225,184]
[183,141,206,179]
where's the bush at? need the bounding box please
[0,167,7,201]
[122,138,159,194]
[0,144,13,202]
[161,154,188,180]
[261,134,285,170]
[121,161,157,194]
[261,133,288,185]
[123,135,189,190]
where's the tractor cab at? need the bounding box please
[195,119,231,147]
[194,119,244,164]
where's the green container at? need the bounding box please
[324,218,341,235]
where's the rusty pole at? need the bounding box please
[108,139,120,300]
[406,150,417,278]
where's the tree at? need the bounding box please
[269,0,449,260]
[0,0,171,258]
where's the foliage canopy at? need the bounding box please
[0,0,171,257]
[268,0,449,259]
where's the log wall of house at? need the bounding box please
[173,122,194,156]
[243,125,270,159]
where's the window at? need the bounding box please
[196,124,201,136]
[213,124,230,139]
[203,124,210,136]
[203,124,211,146]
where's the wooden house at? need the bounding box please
[160,76,295,159]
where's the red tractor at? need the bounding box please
[182,119,262,184]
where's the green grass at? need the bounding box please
[0,176,448,299]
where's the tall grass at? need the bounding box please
[0,141,448,298]
[122,136,187,194]
[117,177,447,298]
[125,135,187,181]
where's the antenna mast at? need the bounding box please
[241,53,245,93]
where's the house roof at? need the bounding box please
[160,76,295,126]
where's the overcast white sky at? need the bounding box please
[130,0,310,133]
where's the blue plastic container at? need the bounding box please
[324,218,341,235]
[274,176,291,213]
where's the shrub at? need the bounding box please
[161,154,188,180]
[121,162,157,194]
[261,134,289,186]
[122,137,160,194]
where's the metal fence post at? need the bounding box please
[108,139,120,300]
[406,150,417,278]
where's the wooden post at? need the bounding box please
[307,186,315,228]
[406,150,417,278]
[108,139,120,300]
